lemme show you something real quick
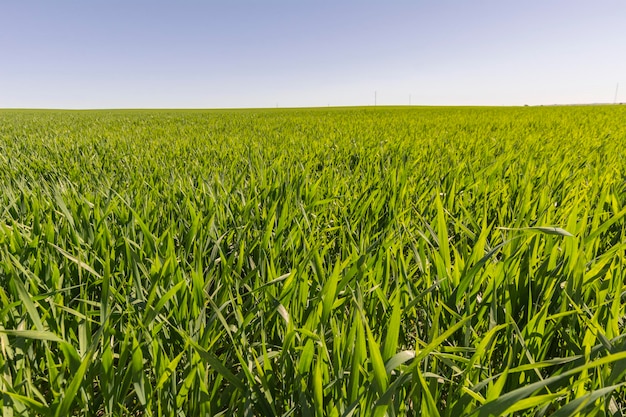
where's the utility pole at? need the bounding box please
[614,83,620,104]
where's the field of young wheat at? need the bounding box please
[0,106,625,416]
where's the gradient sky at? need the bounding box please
[1,1,625,108]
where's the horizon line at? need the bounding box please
[1,102,623,111]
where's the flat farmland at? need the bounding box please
[1,106,625,416]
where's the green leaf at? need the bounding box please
[473,350,626,417]
[382,295,402,362]
[0,390,51,416]
[384,350,415,374]
[54,346,93,417]
[6,254,45,331]
[365,319,388,395]
[496,226,574,237]
[49,243,102,278]
[0,329,62,343]
[550,382,626,417]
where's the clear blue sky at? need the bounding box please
[1,1,625,108]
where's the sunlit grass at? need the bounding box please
[0,106,625,416]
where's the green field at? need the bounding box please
[1,106,625,416]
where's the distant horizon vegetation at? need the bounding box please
[1,102,624,111]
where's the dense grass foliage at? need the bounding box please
[1,106,625,416]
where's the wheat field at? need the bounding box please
[1,106,625,416]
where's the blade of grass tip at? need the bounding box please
[364,316,388,395]
[143,280,185,324]
[550,382,626,417]
[455,239,518,305]
[460,386,487,405]
[584,206,626,243]
[251,271,291,294]
[486,366,510,403]
[496,226,573,237]
[53,190,75,229]
[607,338,626,385]
[0,329,62,343]
[298,339,316,376]
[176,329,246,392]
[131,336,147,407]
[501,392,566,415]
[7,253,45,331]
[110,188,157,253]
[176,365,197,409]
[276,302,290,326]
[527,226,574,237]
[435,193,451,273]
[53,309,110,417]
[377,316,473,406]
[349,287,390,415]
[413,315,473,363]
[339,402,360,417]
[416,366,440,417]
[405,278,448,311]
[0,390,51,417]
[384,350,415,375]
[466,323,509,377]
[313,348,324,417]
[49,243,102,278]
[382,294,402,362]
[348,313,366,404]
[53,345,94,417]
[472,350,626,417]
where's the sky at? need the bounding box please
[1,0,625,108]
